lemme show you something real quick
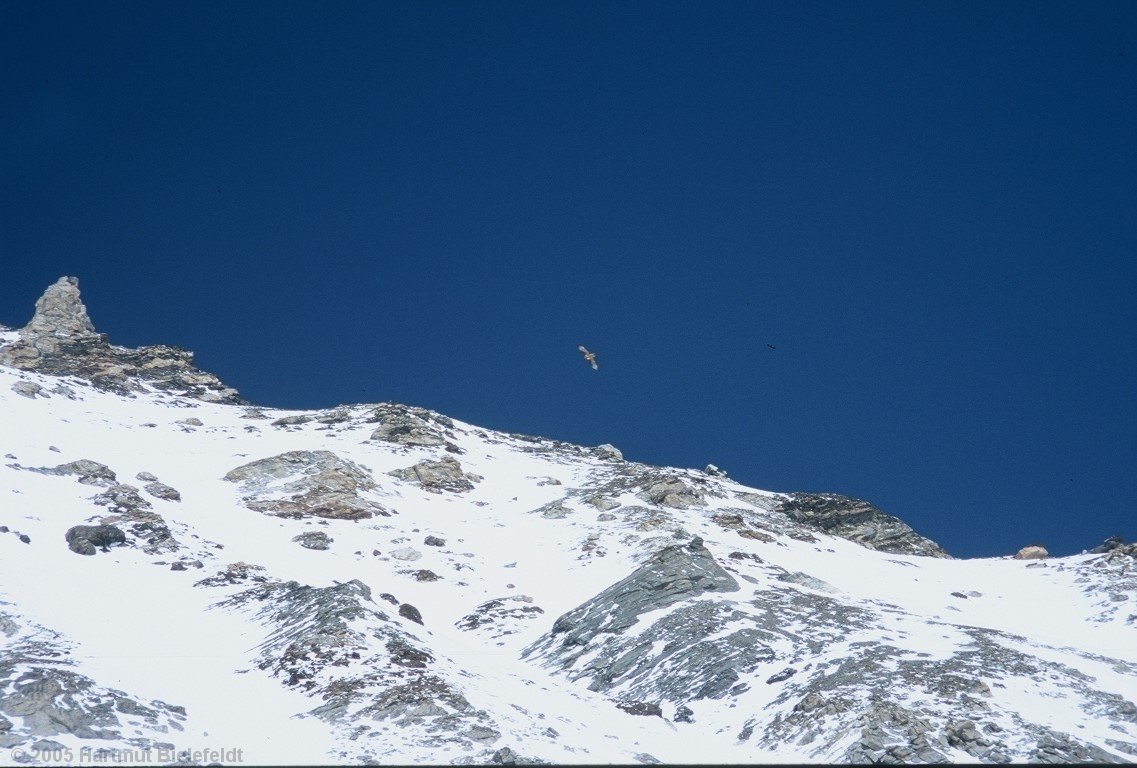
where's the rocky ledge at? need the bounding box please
[0,277,241,403]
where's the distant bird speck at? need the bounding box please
[766,343,776,350]
[578,345,598,370]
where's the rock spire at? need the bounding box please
[0,276,242,404]
[22,276,101,342]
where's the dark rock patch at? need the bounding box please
[65,525,126,556]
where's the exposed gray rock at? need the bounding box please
[593,444,623,461]
[10,381,44,399]
[617,701,663,717]
[90,483,179,553]
[0,605,187,751]
[525,538,756,705]
[271,413,313,426]
[293,531,333,551]
[456,596,545,641]
[777,493,950,558]
[399,603,424,625]
[193,561,269,588]
[135,471,158,482]
[0,277,242,404]
[367,404,450,447]
[143,481,181,502]
[638,477,704,509]
[64,524,126,555]
[23,459,117,486]
[225,450,390,520]
[1088,536,1127,554]
[215,578,500,750]
[388,456,479,494]
[766,667,797,684]
[424,535,446,547]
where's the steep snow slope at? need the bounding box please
[1,286,1136,765]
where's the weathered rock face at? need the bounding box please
[367,404,454,448]
[387,456,481,494]
[525,538,749,705]
[224,450,391,520]
[0,277,242,404]
[776,493,950,558]
[638,477,705,509]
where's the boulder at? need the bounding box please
[225,451,390,520]
[1014,545,1048,560]
[639,477,704,509]
[11,381,44,399]
[65,524,126,555]
[387,456,479,493]
[617,701,663,717]
[399,603,424,625]
[144,482,181,502]
[293,531,333,551]
[594,444,624,461]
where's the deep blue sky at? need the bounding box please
[2,1,1134,558]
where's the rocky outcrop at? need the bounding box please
[1088,536,1127,554]
[776,493,950,558]
[367,404,455,448]
[524,538,756,706]
[387,456,481,494]
[637,477,705,509]
[91,483,179,553]
[21,459,117,486]
[593,444,623,461]
[10,459,179,553]
[0,277,241,403]
[224,450,391,520]
[1015,545,1049,560]
[456,596,545,642]
[215,579,501,752]
[0,603,187,751]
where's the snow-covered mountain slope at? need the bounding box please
[1,279,1135,765]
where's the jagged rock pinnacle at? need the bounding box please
[0,276,243,404]
[22,276,100,341]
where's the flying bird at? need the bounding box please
[578,345,599,370]
[766,343,776,350]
